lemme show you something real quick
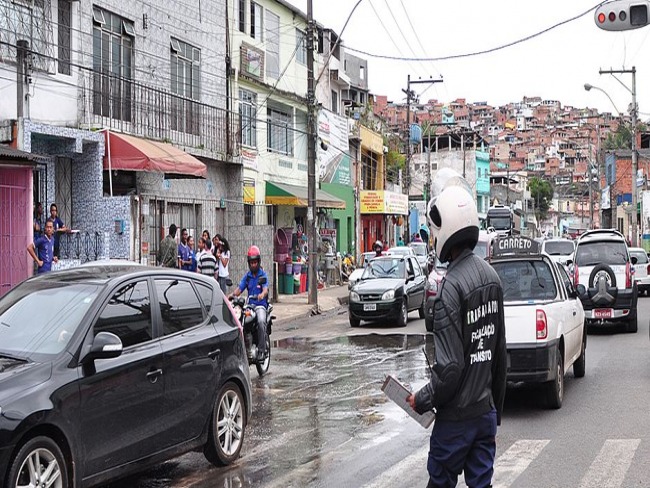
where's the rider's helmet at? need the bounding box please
[247,245,261,271]
[427,168,479,263]
[373,240,383,255]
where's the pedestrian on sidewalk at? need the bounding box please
[202,230,212,252]
[407,170,506,488]
[158,224,178,268]
[187,235,197,272]
[27,220,57,274]
[49,203,67,258]
[197,237,217,278]
[216,236,231,294]
[178,228,192,271]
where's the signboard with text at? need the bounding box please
[360,190,408,215]
[318,109,351,186]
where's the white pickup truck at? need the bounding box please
[489,237,587,409]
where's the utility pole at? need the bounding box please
[16,40,29,119]
[306,0,318,306]
[600,67,638,245]
[402,75,443,242]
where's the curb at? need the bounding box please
[274,301,348,328]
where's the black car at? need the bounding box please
[0,264,252,488]
[348,256,426,327]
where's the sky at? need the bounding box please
[287,0,650,120]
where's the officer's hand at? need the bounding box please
[407,394,416,410]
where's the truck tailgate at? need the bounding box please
[504,303,539,345]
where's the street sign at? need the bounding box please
[595,0,650,31]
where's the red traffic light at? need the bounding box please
[598,12,607,23]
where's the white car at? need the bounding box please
[490,236,586,409]
[407,242,429,271]
[628,247,650,296]
[573,229,637,332]
[540,238,575,266]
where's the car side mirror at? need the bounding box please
[407,272,415,282]
[565,259,573,266]
[84,332,123,364]
[575,284,586,296]
[631,256,638,265]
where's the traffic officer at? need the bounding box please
[407,169,507,488]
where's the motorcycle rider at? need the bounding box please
[407,169,507,488]
[230,245,269,362]
[373,240,383,258]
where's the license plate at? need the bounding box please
[594,308,613,319]
[363,303,377,311]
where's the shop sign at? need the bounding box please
[384,191,408,215]
[243,180,255,204]
[360,190,385,214]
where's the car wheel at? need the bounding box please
[573,331,586,378]
[397,299,408,327]
[255,336,271,376]
[626,314,638,333]
[425,317,434,332]
[7,436,68,488]
[204,381,246,466]
[349,314,360,327]
[588,263,617,288]
[418,299,426,319]
[545,349,564,409]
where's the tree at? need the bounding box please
[528,177,554,222]
[603,122,647,150]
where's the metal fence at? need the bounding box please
[79,71,240,159]
[58,231,103,263]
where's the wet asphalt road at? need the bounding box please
[103,303,650,488]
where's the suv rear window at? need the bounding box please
[575,242,628,266]
[492,260,557,301]
[543,241,574,255]
[630,250,648,264]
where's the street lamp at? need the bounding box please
[584,73,639,246]
[584,83,623,116]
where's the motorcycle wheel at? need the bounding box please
[256,335,271,376]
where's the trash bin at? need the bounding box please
[284,273,294,294]
[300,266,307,293]
[325,253,335,270]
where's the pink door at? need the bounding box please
[0,167,31,297]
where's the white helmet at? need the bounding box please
[427,169,479,262]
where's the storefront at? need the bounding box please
[359,190,409,252]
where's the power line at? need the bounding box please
[343,1,605,62]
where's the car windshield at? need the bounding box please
[575,242,628,266]
[544,241,574,256]
[362,259,405,279]
[0,281,100,360]
[630,250,648,264]
[408,243,427,256]
[492,260,557,301]
[488,217,510,230]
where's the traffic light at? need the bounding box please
[595,0,650,31]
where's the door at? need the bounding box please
[155,277,224,448]
[78,279,164,476]
[405,258,425,310]
[0,167,31,297]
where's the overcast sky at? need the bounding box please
[287,0,650,120]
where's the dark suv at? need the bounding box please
[572,229,638,332]
[0,264,252,488]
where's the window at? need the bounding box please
[155,279,205,335]
[239,89,257,147]
[92,6,135,121]
[0,0,53,71]
[360,65,365,80]
[492,261,557,301]
[296,28,306,65]
[265,10,280,79]
[250,2,263,40]
[244,204,254,226]
[95,281,152,348]
[195,283,215,313]
[57,0,71,75]
[238,0,246,32]
[331,90,338,114]
[170,37,201,134]
[267,107,293,155]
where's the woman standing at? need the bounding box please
[202,230,212,252]
[188,236,197,272]
[216,237,230,294]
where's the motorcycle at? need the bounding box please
[228,278,274,377]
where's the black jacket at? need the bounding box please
[414,248,507,425]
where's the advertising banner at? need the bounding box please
[318,109,351,185]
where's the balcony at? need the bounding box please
[79,71,240,160]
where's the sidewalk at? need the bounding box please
[271,284,349,328]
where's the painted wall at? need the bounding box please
[320,183,354,254]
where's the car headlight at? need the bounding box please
[381,289,395,301]
[350,291,360,302]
